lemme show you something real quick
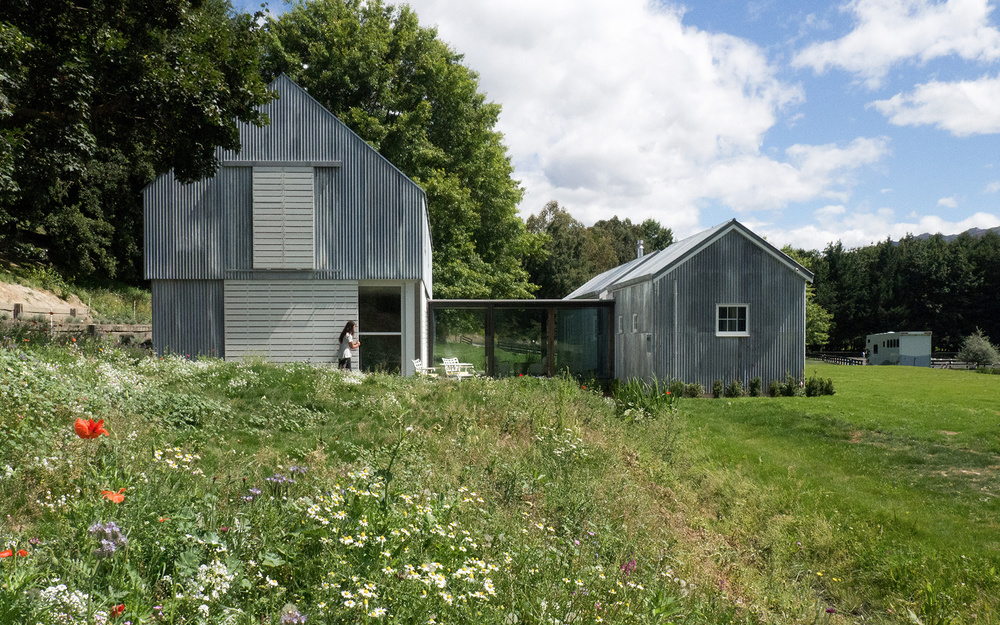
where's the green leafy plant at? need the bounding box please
[957,328,1000,367]
[684,382,705,398]
[612,378,677,422]
[724,379,744,398]
[711,380,724,398]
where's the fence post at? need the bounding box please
[13,303,22,320]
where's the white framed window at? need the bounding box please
[716,304,748,337]
[632,313,638,333]
[617,315,623,335]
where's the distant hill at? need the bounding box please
[910,225,1000,243]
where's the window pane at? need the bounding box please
[555,308,610,379]
[359,287,401,332]
[495,308,546,377]
[433,309,486,371]
[359,335,401,374]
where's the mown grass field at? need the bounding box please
[673,363,1000,623]
[1,336,997,624]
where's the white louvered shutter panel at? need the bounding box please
[252,167,314,269]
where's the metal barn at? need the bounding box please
[865,331,932,366]
[144,75,432,372]
[566,219,813,388]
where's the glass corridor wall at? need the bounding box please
[429,300,614,380]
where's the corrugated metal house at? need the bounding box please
[144,75,432,372]
[865,331,932,366]
[566,219,813,387]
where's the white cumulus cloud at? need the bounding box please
[793,0,1000,88]
[405,0,887,232]
[751,208,1000,250]
[871,74,1000,135]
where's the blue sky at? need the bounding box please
[239,0,1000,250]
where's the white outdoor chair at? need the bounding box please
[441,357,475,381]
[412,358,438,377]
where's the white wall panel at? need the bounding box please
[224,280,357,362]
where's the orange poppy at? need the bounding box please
[16,549,28,557]
[0,549,12,558]
[75,418,109,439]
[101,488,126,503]
[110,604,125,617]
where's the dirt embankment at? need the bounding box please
[0,281,91,322]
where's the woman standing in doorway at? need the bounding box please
[338,321,361,370]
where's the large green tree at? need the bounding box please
[0,0,273,281]
[262,0,536,299]
[525,202,675,299]
[590,216,673,266]
[525,201,617,299]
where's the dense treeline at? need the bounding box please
[795,232,1000,351]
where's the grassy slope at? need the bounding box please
[2,341,998,624]
[0,342,737,624]
[673,363,1000,623]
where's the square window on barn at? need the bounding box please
[252,167,314,270]
[716,304,748,337]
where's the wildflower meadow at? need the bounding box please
[0,338,715,624]
[3,334,999,624]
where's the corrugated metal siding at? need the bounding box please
[224,280,357,362]
[252,167,314,269]
[145,75,434,360]
[151,280,225,358]
[615,282,655,382]
[146,74,432,283]
[649,230,805,388]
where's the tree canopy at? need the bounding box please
[525,202,673,299]
[262,0,536,299]
[0,0,273,282]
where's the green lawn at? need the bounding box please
[674,363,1000,622]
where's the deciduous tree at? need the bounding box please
[0,0,273,281]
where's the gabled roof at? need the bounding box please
[565,219,813,299]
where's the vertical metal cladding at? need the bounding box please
[227,76,428,282]
[144,173,225,280]
[151,280,225,358]
[649,230,805,388]
[147,74,431,283]
[146,75,433,360]
[615,282,655,382]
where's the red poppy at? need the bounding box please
[101,488,126,503]
[75,418,109,439]
[16,549,28,557]
[110,604,125,618]
[0,549,12,558]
